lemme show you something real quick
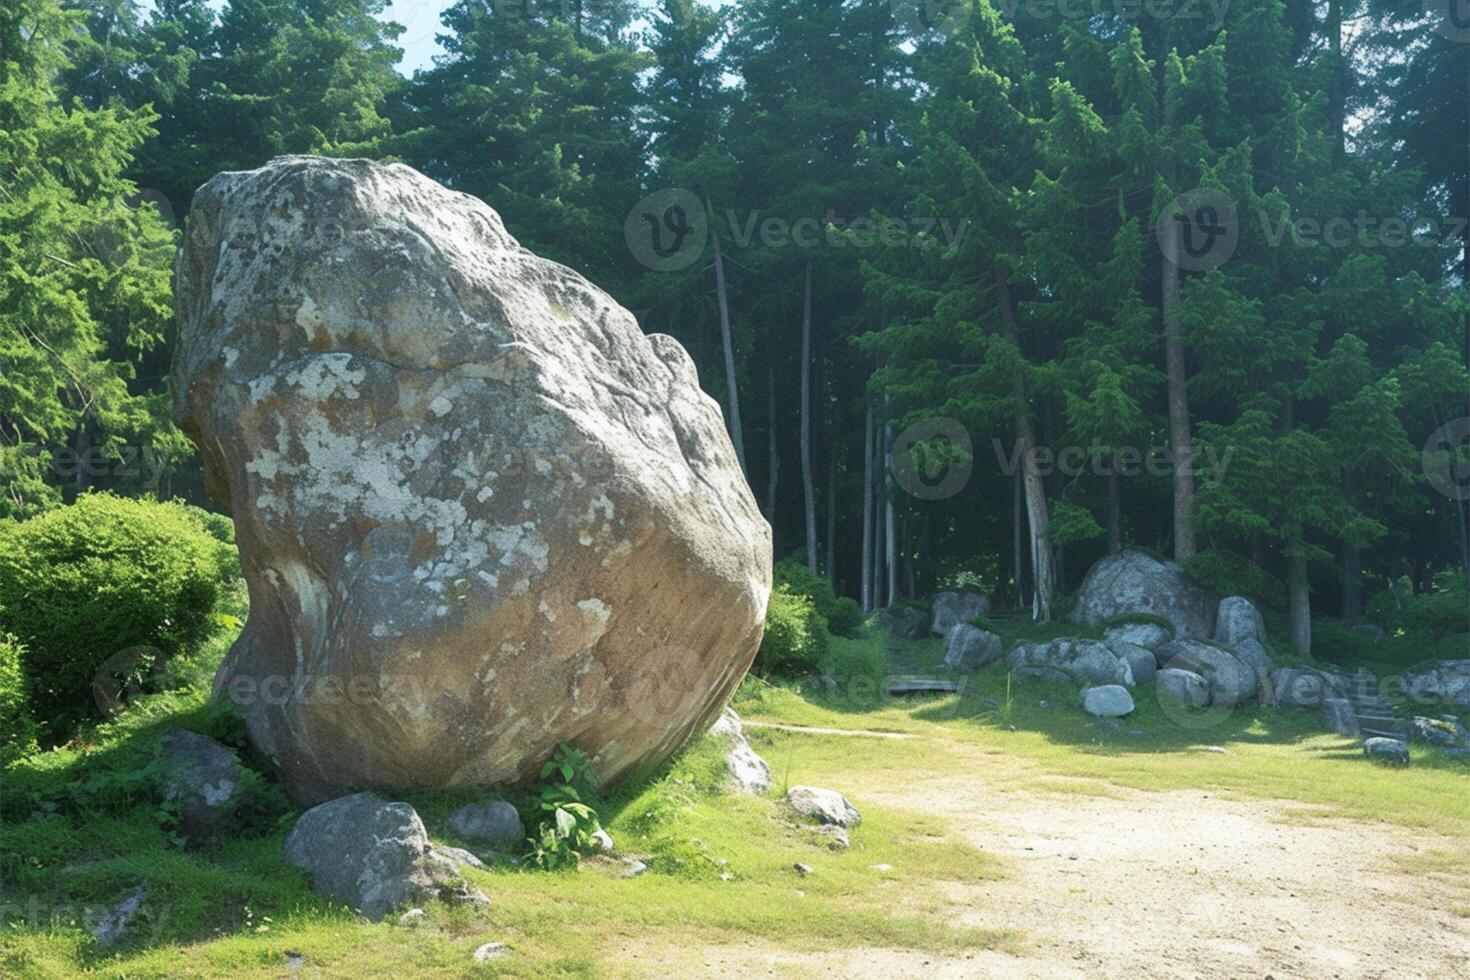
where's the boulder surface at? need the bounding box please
[930,591,991,637]
[943,624,1004,672]
[157,728,246,844]
[1081,685,1135,718]
[1006,639,1133,687]
[786,786,862,828]
[173,157,771,803]
[1401,660,1470,709]
[1072,549,1217,639]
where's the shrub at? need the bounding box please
[756,583,829,677]
[0,493,234,741]
[0,633,37,767]
[1183,549,1282,608]
[1367,582,1469,641]
[774,557,862,637]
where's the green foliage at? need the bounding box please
[1183,549,1284,609]
[756,583,830,677]
[775,556,862,637]
[0,493,233,740]
[1367,583,1470,641]
[0,632,37,767]
[527,745,605,871]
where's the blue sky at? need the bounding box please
[382,0,457,75]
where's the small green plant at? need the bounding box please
[0,632,37,767]
[756,583,830,676]
[527,744,605,870]
[969,615,996,633]
[774,557,862,636]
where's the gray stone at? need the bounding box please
[1156,668,1210,709]
[1270,667,1344,708]
[1213,596,1273,680]
[157,728,247,844]
[930,591,992,636]
[284,793,469,920]
[620,859,648,878]
[1363,737,1409,766]
[1006,638,1133,687]
[472,942,508,963]
[1081,685,1135,718]
[786,785,862,828]
[590,828,614,853]
[1401,660,1470,710]
[1409,716,1460,748]
[91,885,145,948]
[1102,622,1173,650]
[1072,549,1217,639]
[1158,640,1257,707]
[707,707,772,794]
[397,908,426,927]
[173,157,771,805]
[943,624,1004,672]
[447,801,525,851]
[1320,697,1360,737]
[1105,640,1157,686]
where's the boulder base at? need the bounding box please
[173,157,771,803]
[1072,549,1217,639]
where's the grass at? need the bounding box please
[3,606,1466,977]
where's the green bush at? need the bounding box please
[756,583,829,677]
[1183,548,1283,608]
[0,493,234,741]
[774,557,862,637]
[0,632,37,767]
[1367,582,1469,640]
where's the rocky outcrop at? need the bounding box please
[1105,640,1157,686]
[1006,639,1133,687]
[1157,640,1257,707]
[1072,549,1217,639]
[284,793,483,920]
[157,729,247,844]
[1269,667,1345,708]
[1320,697,1360,737]
[1401,660,1470,709]
[708,707,772,794]
[1213,597,1272,676]
[1103,621,1172,650]
[1363,737,1409,766]
[786,786,862,828]
[173,158,771,803]
[1156,668,1210,709]
[1081,685,1134,717]
[930,592,991,637]
[943,624,1004,672]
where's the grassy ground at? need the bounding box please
[2,611,1466,977]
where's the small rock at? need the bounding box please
[589,828,614,853]
[1106,640,1158,686]
[1410,716,1460,748]
[472,942,508,963]
[793,862,813,877]
[397,908,426,926]
[620,859,648,879]
[786,786,862,828]
[1320,697,1361,737]
[943,623,1004,671]
[91,885,145,947]
[810,825,850,849]
[157,728,247,844]
[1081,685,1134,718]
[1363,737,1410,766]
[447,801,525,851]
[870,863,894,872]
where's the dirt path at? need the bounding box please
[633,735,1470,978]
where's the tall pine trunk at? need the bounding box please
[996,265,1053,621]
[709,196,745,475]
[1013,467,1025,608]
[860,404,874,611]
[825,437,838,582]
[765,367,779,519]
[800,262,817,575]
[1161,219,1196,562]
[1288,554,1311,655]
[884,398,897,606]
[1340,538,1361,621]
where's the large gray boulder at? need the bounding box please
[1081,685,1135,718]
[786,786,862,828]
[157,729,247,844]
[930,592,991,637]
[1401,660,1470,710]
[1213,596,1272,679]
[1320,697,1360,737]
[943,624,1004,672]
[707,707,771,794]
[1269,666,1345,708]
[284,793,477,920]
[1072,549,1217,639]
[447,801,524,851]
[1105,639,1157,686]
[1157,640,1257,707]
[1156,668,1210,708]
[1006,638,1133,687]
[173,157,771,804]
[1102,621,1172,650]
[1363,738,1409,766]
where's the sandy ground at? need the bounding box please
[620,740,1470,979]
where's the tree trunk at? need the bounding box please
[708,196,745,475]
[800,262,817,575]
[860,404,874,612]
[825,435,838,582]
[1161,218,1196,562]
[1340,538,1361,622]
[1013,466,1025,608]
[765,366,779,520]
[884,398,897,606]
[1288,555,1311,655]
[1107,456,1122,553]
[996,265,1053,621]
